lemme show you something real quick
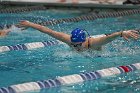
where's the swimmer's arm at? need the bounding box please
[90,30,139,47]
[90,31,122,47]
[20,21,71,44]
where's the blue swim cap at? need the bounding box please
[71,28,86,43]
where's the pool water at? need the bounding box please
[0,9,140,93]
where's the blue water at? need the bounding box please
[0,9,140,93]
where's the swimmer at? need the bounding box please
[0,29,11,37]
[0,24,24,37]
[19,20,140,51]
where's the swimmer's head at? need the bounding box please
[71,28,86,43]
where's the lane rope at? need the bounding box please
[0,6,46,14]
[0,40,60,53]
[1,8,140,29]
[0,62,139,93]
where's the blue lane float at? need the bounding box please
[0,40,61,53]
[0,62,140,93]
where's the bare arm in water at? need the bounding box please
[19,20,71,44]
[0,29,11,37]
[89,30,139,49]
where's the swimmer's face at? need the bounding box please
[71,42,82,47]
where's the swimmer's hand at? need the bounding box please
[0,29,11,36]
[16,20,30,30]
[121,30,140,41]
[20,20,31,27]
